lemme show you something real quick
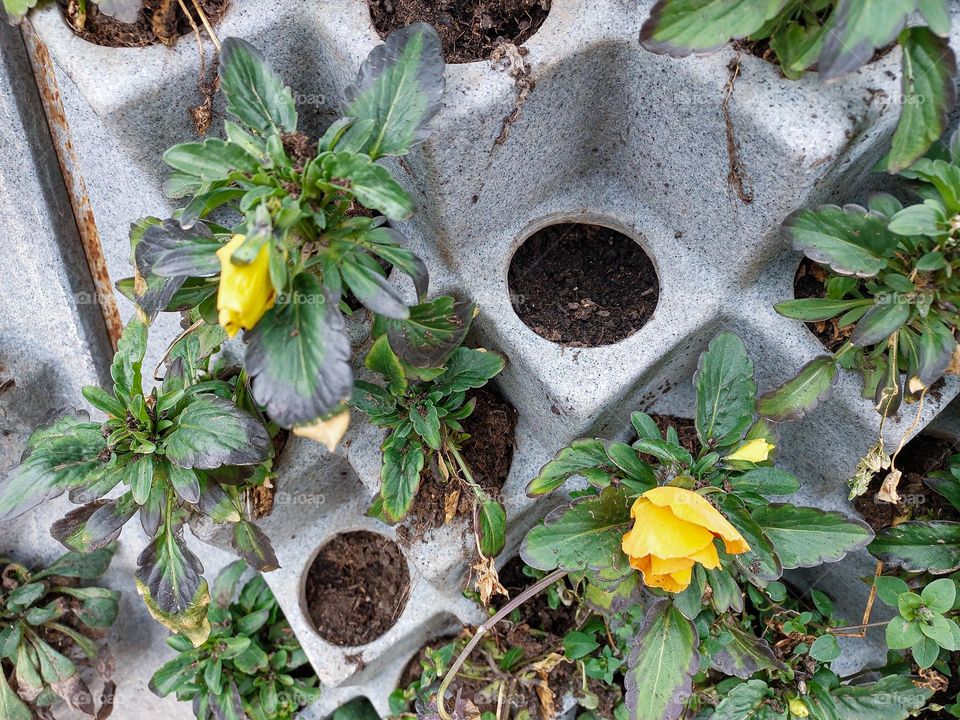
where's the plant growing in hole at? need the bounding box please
[640,0,957,172]
[352,320,509,571]
[875,575,960,671]
[0,318,281,644]
[0,544,120,720]
[2,0,138,24]
[149,560,320,720]
[762,129,960,503]
[419,333,875,720]
[118,24,467,435]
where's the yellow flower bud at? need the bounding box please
[293,410,351,452]
[726,437,775,463]
[215,234,276,337]
[788,697,809,718]
[621,486,750,593]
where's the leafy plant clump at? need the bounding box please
[0,545,120,720]
[120,23,467,431]
[640,0,957,172]
[149,561,320,720]
[762,130,960,501]
[0,318,280,644]
[421,333,876,720]
[352,321,509,561]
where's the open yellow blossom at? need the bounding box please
[293,410,351,452]
[726,437,775,463]
[621,486,750,593]
[216,234,276,337]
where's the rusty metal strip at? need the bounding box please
[20,21,124,351]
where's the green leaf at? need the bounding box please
[710,619,786,679]
[58,586,120,629]
[774,297,872,322]
[887,27,957,173]
[917,0,951,35]
[728,468,800,496]
[321,152,414,220]
[850,301,911,347]
[112,317,147,403]
[135,219,222,279]
[340,253,409,319]
[809,634,841,661]
[0,669,32,720]
[694,333,756,448]
[921,577,957,613]
[526,438,612,496]
[163,139,258,182]
[869,521,960,574]
[408,402,441,450]
[433,347,506,394]
[718,498,782,583]
[563,631,600,660]
[343,22,444,158]
[0,412,106,520]
[818,0,913,80]
[219,37,297,135]
[785,205,897,277]
[639,0,789,56]
[81,385,126,418]
[477,499,506,557]
[163,395,271,469]
[245,273,353,428]
[874,575,910,606]
[712,679,782,720]
[231,520,279,572]
[756,356,837,422]
[886,615,923,649]
[750,504,873,569]
[521,485,632,582]
[888,203,946,236]
[126,455,155,506]
[379,439,426,522]
[625,599,698,720]
[832,674,932,719]
[32,545,116,581]
[384,296,475,368]
[912,635,940,668]
[770,19,826,79]
[50,496,138,553]
[148,651,201,696]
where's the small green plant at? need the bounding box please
[352,324,508,558]
[0,318,279,644]
[3,0,139,25]
[121,25,465,431]
[876,576,960,669]
[421,333,875,720]
[640,0,957,172]
[149,560,320,720]
[0,544,119,719]
[762,130,960,501]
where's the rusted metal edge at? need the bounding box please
[20,20,124,351]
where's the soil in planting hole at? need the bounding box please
[367,0,551,64]
[59,0,229,48]
[408,387,518,535]
[304,531,410,646]
[793,257,857,353]
[854,432,960,532]
[509,223,659,347]
[647,413,700,455]
[396,557,621,716]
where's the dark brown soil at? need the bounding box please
[854,433,960,532]
[59,0,229,48]
[367,0,551,64]
[794,257,855,353]
[648,413,700,455]
[408,387,517,534]
[509,223,659,347]
[304,531,410,646]
[397,557,621,717]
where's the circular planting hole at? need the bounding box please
[854,432,960,533]
[406,386,517,536]
[304,531,410,646]
[508,223,659,347]
[59,0,230,48]
[367,0,551,64]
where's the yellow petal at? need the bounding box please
[726,438,775,463]
[649,554,695,576]
[293,410,351,452]
[622,499,715,559]
[643,486,750,556]
[216,234,276,335]
[639,565,692,593]
[688,539,721,569]
[788,697,809,718]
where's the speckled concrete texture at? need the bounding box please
[8,0,960,716]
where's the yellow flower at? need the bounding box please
[621,486,750,593]
[726,438,775,463]
[788,697,809,718]
[216,234,276,337]
[293,410,350,452]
